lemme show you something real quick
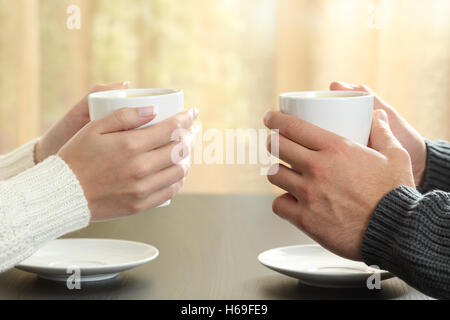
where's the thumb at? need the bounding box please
[369,110,402,154]
[94,106,156,134]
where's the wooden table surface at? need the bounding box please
[0,194,432,300]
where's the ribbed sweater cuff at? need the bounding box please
[0,138,39,180]
[361,186,423,275]
[421,140,450,193]
[0,156,91,271]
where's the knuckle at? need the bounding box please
[267,163,279,176]
[377,123,391,135]
[177,178,185,189]
[121,137,139,153]
[340,138,356,150]
[390,146,410,162]
[299,185,313,204]
[184,111,194,126]
[294,213,307,230]
[272,198,282,215]
[176,179,185,190]
[307,162,328,180]
[130,183,147,200]
[115,109,129,125]
[118,108,130,120]
[266,135,272,151]
[178,178,186,188]
[175,164,188,180]
[179,140,191,156]
[331,138,353,153]
[128,201,144,214]
[171,141,191,163]
[267,169,279,184]
[305,161,318,174]
[265,113,274,128]
[283,118,301,138]
[170,117,183,132]
[326,138,355,160]
[167,184,179,199]
[133,162,149,179]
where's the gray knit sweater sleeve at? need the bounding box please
[420,140,450,193]
[362,140,450,299]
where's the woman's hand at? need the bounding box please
[58,107,198,221]
[264,109,415,261]
[35,82,130,163]
[330,81,427,186]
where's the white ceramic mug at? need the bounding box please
[279,91,374,145]
[88,88,184,207]
[89,88,184,127]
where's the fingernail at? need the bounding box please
[337,81,351,88]
[376,110,388,122]
[122,81,131,87]
[138,106,155,117]
[263,111,272,125]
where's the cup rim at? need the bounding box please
[89,88,183,100]
[280,90,372,100]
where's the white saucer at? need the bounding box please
[16,239,159,282]
[258,244,393,288]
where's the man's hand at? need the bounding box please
[330,81,427,186]
[264,109,415,261]
[34,82,130,163]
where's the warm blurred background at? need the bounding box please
[0,0,448,193]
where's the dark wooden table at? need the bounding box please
[0,194,432,300]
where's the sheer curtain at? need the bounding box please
[276,0,449,141]
[0,0,448,193]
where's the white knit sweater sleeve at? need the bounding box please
[0,139,40,180]
[0,152,91,272]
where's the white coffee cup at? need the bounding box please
[279,91,374,145]
[88,88,184,207]
[89,88,184,127]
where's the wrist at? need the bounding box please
[413,139,427,186]
[34,114,89,164]
[34,136,57,164]
[33,139,46,164]
[414,166,426,187]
